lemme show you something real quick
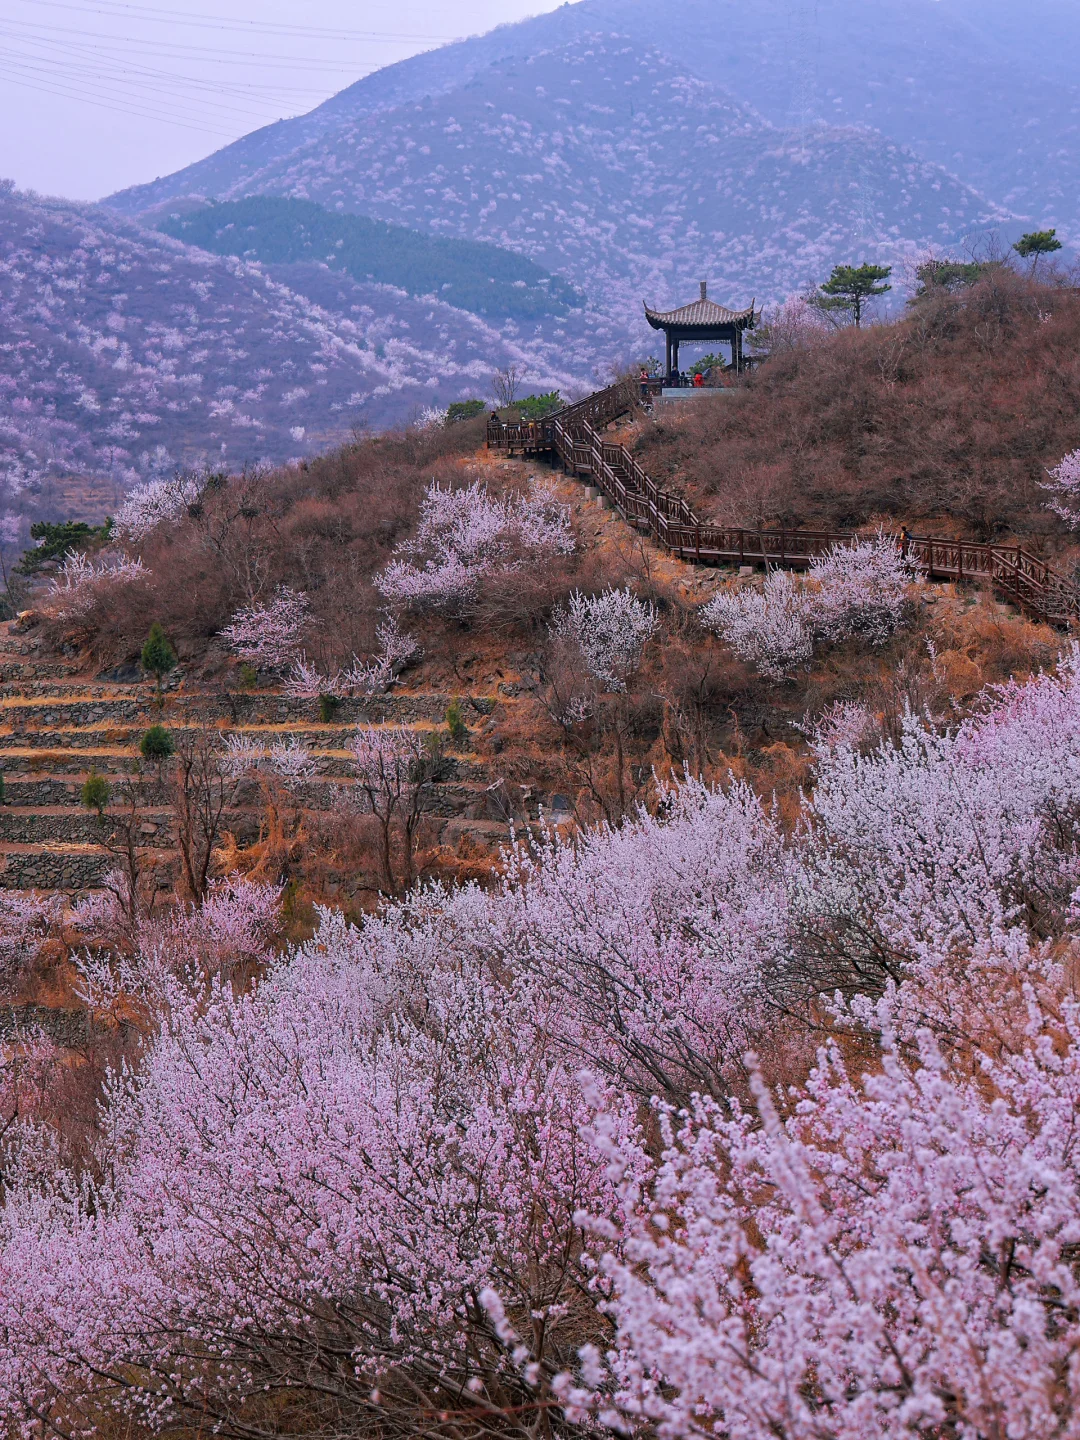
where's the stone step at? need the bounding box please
[0,636,45,657]
[1,770,487,811]
[0,748,485,783]
[0,748,148,775]
[0,1003,92,1047]
[0,807,209,848]
[0,681,153,702]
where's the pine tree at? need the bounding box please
[1013,228,1063,274]
[813,262,892,327]
[140,623,177,702]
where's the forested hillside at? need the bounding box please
[0,304,1079,1432]
[157,197,584,320]
[107,33,1003,340]
[0,185,574,527]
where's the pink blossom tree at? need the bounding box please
[701,537,920,679]
[492,776,788,1100]
[1041,447,1080,527]
[377,477,573,615]
[700,569,813,679]
[0,892,62,994]
[551,588,658,694]
[220,585,310,670]
[112,472,204,541]
[45,550,148,620]
[568,988,1080,1440]
[0,908,637,1439]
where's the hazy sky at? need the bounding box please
[0,0,565,202]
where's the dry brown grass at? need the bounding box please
[633,269,1080,555]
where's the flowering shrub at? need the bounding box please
[1041,447,1080,526]
[376,477,573,614]
[701,568,812,679]
[573,1002,1080,1440]
[45,550,149,620]
[808,534,922,645]
[0,907,635,1436]
[494,776,787,1099]
[4,654,1080,1436]
[220,585,310,669]
[414,404,449,429]
[284,617,420,699]
[701,537,920,678]
[551,588,658,692]
[112,474,204,540]
[0,892,62,991]
[220,732,314,782]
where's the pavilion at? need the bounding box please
[644,282,757,380]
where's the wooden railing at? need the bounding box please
[486,386,1080,627]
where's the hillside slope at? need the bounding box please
[0,186,576,514]
[105,0,1080,236]
[156,197,584,321]
[632,271,1080,545]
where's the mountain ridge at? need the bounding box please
[105,0,1080,236]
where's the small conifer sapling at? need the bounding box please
[80,770,109,819]
[141,623,177,703]
[140,726,175,763]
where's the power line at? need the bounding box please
[0,61,236,136]
[2,14,431,68]
[16,0,459,45]
[0,31,342,117]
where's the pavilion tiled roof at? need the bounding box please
[643,295,756,328]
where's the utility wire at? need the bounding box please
[1,14,429,68]
[0,61,237,136]
[1,31,340,117]
[15,0,459,45]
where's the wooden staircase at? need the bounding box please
[489,380,1080,628]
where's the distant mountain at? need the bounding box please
[107,0,1080,243]
[108,31,1005,336]
[0,185,577,512]
[156,198,584,320]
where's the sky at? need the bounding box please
[0,0,565,202]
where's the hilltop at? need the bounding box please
[106,0,1080,236]
[633,269,1080,547]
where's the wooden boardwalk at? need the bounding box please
[488,381,1080,628]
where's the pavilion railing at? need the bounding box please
[486,383,1080,628]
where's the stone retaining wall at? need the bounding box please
[0,849,113,890]
[0,691,477,732]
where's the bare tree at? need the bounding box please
[348,726,432,892]
[170,725,232,902]
[491,364,523,408]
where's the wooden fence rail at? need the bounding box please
[486,382,1080,627]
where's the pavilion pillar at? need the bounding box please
[672,337,680,376]
[665,333,672,380]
